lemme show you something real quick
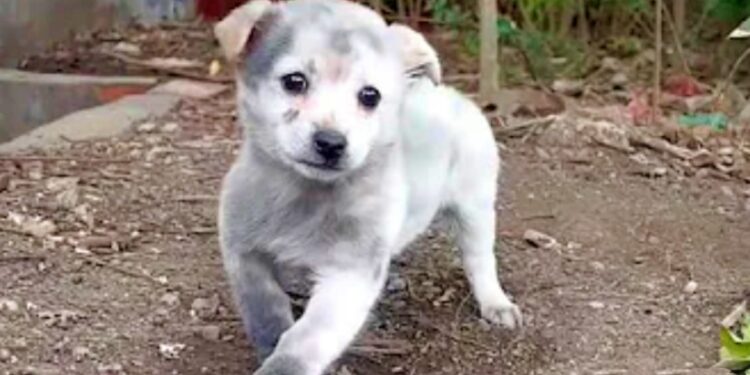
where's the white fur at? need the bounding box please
[215,2,520,375]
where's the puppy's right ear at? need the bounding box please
[214,0,275,62]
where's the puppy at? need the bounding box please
[215,1,521,374]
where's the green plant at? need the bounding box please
[427,0,472,30]
[716,304,750,374]
[705,0,750,25]
[495,15,587,82]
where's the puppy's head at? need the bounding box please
[215,0,439,182]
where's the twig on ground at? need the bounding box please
[593,134,636,154]
[159,227,218,236]
[416,317,498,354]
[628,132,695,160]
[495,115,558,139]
[174,195,218,203]
[520,213,557,221]
[349,345,411,356]
[656,369,693,375]
[0,156,132,164]
[0,254,46,264]
[349,338,413,356]
[592,370,627,375]
[0,225,30,237]
[101,51,233,83]
[83,257,166,287]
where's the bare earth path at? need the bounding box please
[0,93,746,375]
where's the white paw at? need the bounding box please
[480,300,523,329]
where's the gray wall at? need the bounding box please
[0,0,196,67]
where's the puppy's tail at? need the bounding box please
[389,24,442,86]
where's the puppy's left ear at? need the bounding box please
[388,24,442,85]
[214,0,275,62]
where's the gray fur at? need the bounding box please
[244,22,294,85]
[219,2,521,374]
[329,28,383,55]
[223,251,294,360]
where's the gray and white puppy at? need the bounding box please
[215,1,521,374]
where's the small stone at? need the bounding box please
[611,72,628,88]
[721,186,736,200]
[633,256,646,264]
[0,299,20,315]
[55,187,79,210]
[523,229,561,251]
[23,219,57,238]
[591,261,606,272]
[552,79,584,96]
[21,364,62,375]
[601,57,622,71]
[161,122,180,133]
[0,173,10,192]
[647,235,660,245]
[588,301,606,309]
[24,161,44,180]
[194,325,221,341]
[9,338,27,350]
[191,294,220,320]
[112,41,142,56]
[97,363,125,374]
[137,122,157,133]
[684,280,698,294]
[0,348,11,362]
[72,346,93,362]
[158,343,186,360]
[386,275,407,293]
[651,167,668,177]
[45,177,79,192]
[160,292,180,308]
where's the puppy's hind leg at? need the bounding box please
[451,195,522,329]
[224,251,295,361]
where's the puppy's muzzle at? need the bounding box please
[313,130,347,165]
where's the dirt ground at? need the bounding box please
[2,22,749,375]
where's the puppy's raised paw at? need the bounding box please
[480,301,523,330]
[254,354,306,375]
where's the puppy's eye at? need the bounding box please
[358,86,381,110]
[281,73,308,95]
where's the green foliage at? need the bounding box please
[716,308,750,374]
[604,36,643,58]
[496,15,587,81]
[705,0,750,25]
[427,0,472,30]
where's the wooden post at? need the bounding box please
[654,0,663,125]
[673,0,686,35]
[478,0,499,102]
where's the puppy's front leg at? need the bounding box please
[255,260,389,375]
[224,251,294,360]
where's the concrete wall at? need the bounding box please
[0,0,196,67]
[0,69,158,142]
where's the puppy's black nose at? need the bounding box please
[313,130,347,162]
